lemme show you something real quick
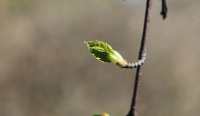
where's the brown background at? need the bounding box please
[0,0,200,116]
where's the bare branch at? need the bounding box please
[160,0,168,19]
[127,0,152,115]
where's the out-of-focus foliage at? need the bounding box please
[8,0,33,14]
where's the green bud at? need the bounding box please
[85,40,128,68]
[93,112,110,116]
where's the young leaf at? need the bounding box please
[93,112,110,116]
[85,40,128,68]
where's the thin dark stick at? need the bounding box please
[160,0,168,19]
[127,0,152,116]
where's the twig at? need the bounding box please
[160,0,168,19]
[121,53,146,69]
[126,0,152,116]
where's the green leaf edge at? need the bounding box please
[84,40,128,67]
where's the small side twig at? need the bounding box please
[160,0,168,19]
[122,53,146,69]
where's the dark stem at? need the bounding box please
[160,0,168,19]
[127,0,152,116]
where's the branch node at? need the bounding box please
[122,53,146,69]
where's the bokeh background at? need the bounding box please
[0,0,200,116]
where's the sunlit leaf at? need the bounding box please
[85,40,128,67]
[93,112,110,116]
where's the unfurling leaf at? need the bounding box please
[93,112,110,116]
[85,40,128,68]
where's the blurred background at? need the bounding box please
[0,0,200,116]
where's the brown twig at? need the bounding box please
[126,0,152,116]
[126,0,168,115]
[160,0,168,19]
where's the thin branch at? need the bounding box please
[160,0,168,19]
[122,53,146,69]
[127,0,152,116]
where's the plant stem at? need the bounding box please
[160,0,168,19]
[127,0,152,116]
